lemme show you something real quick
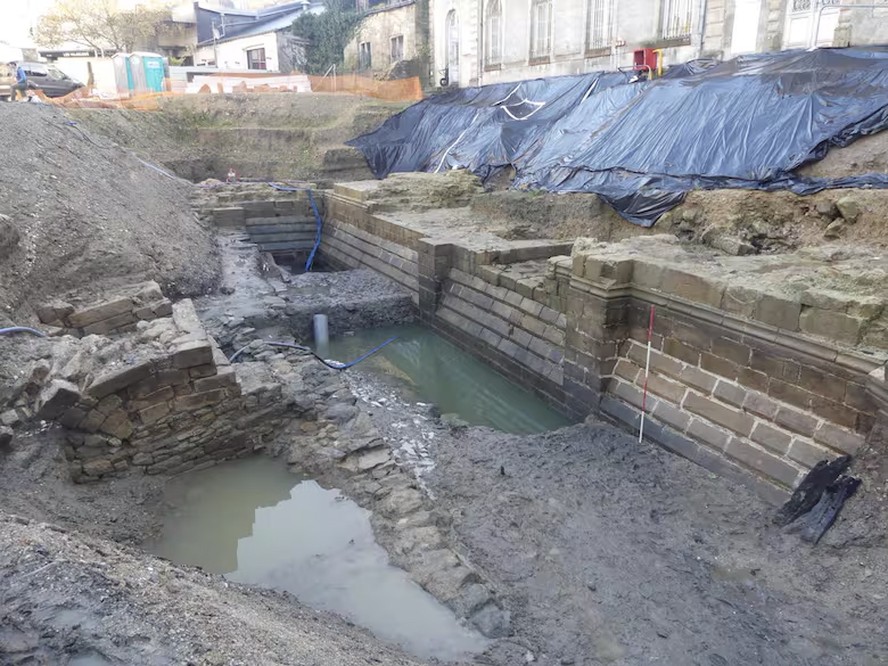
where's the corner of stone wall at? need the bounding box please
[565,238,885,498]
[30,298,296,482]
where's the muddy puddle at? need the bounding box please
[328,324,572,434]
[147,456,488,662]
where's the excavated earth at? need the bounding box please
[1,97,888,666]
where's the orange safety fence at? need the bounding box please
[40,71,424,111]
[308,74,423,101]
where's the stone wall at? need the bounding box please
[320,186,888,501]
[36,282,173,337]
[320,190,421,301]
[31,300,294,482]
[564,237,885,500]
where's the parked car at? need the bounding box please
[0,61,84,100]
[21,62,84,98]
[0,62,13,101]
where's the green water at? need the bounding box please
[327,324,572,434]
[147,456,488,662]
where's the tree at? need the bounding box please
[292,0,363,75]
[36,0,171,53]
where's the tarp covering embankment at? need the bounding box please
[348,48,888,226]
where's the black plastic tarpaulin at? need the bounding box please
[347,48,888,226]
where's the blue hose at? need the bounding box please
[0,327,46,338]
[229,337,398,370]
[269,183,323,273]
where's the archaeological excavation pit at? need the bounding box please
[3,75,888,666]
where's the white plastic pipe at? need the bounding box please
[313,314,329,356]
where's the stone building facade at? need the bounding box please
[345,0,431,79]
[428,0,888,89]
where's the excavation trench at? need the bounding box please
[140,301,572,660]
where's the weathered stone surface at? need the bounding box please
[173,389,226,412]
[131,387,175,411]
[36,301,74,325]
[724,438,800,487]
[774,407,818,437]
[0,410,19,427]
[88,362,153,399]
[684,392,754,436]
[82,312,136,336]
[96,394,123,416]
[749,422,793,455]
[82,459,114,477]
[835,195,860,223]
[0,426,12,448]
[755,295,801,331]
[813,422,865,455]
[799,308,863,345]
[99,409,134,440]
[36,379,82,420]
[78,409,106,433]
[470,603,511,638]
[353,447,391,471]
[67,297,134,328]
[171,340,213,369]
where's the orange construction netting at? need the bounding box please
[41,71,423,110]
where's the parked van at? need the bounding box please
[0,61,13,101]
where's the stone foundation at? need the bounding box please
[321,183,888,501]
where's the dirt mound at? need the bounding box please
[664,188,888,254]
[799,131,888,179]
[0,103,217,323]
[69,93,407,183]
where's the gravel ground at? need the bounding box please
[0,103,218,322]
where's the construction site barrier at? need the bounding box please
[38,71,423,110]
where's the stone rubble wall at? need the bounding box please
[36,281,173,337]
[30,300,294,483]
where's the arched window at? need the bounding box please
[530,0,552,59]
[486,0,503,65]
[446,10,460,84]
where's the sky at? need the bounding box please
[0,0,54,48]
[0,0,275,48]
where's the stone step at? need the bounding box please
[246,223,317,235]
[246,215,315,226]
[247,231,317,243]
[257,240,316,252]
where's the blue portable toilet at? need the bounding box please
[112,53,134,96]
[112,52,167,96]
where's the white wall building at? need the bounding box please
[429,0,888,89]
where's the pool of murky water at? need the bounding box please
[327,323,572,434]
[146,456,488,662]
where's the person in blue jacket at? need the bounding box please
[9,62,28,101]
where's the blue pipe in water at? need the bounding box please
[0,327,46,338]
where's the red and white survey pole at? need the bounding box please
[638,304,656,443]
